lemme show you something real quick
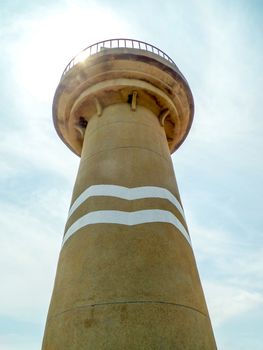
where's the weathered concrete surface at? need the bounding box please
[43,303,215,350]
[42,104,217,349]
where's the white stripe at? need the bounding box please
[68,185,185,219]
[63,209,191,247]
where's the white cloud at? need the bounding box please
[185,217,263,328]
[0,180,75,328]
[0,117,78,182]
[185,0,263,151]
[204,281,263,327]
[0,334,39,350]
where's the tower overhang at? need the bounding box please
[53,42,194,156]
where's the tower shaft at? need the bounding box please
[42,103,216,349]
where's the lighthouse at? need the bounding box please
[42,39,217,349]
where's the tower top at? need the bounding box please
[53,38,194,156]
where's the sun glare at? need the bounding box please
[74,50,90,65]
[8,3,132,103]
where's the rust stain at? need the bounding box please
[120,304,128,322]
[84,318,94,328]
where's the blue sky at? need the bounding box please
[0,0,262,349]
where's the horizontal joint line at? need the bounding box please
[47,300,208,321]
[81,146,170,164]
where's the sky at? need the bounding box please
[0,0,262,349]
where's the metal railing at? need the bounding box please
[62,38,175,76]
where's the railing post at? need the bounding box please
[61,39,175,78]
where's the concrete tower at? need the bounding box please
[42,39,217,349]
